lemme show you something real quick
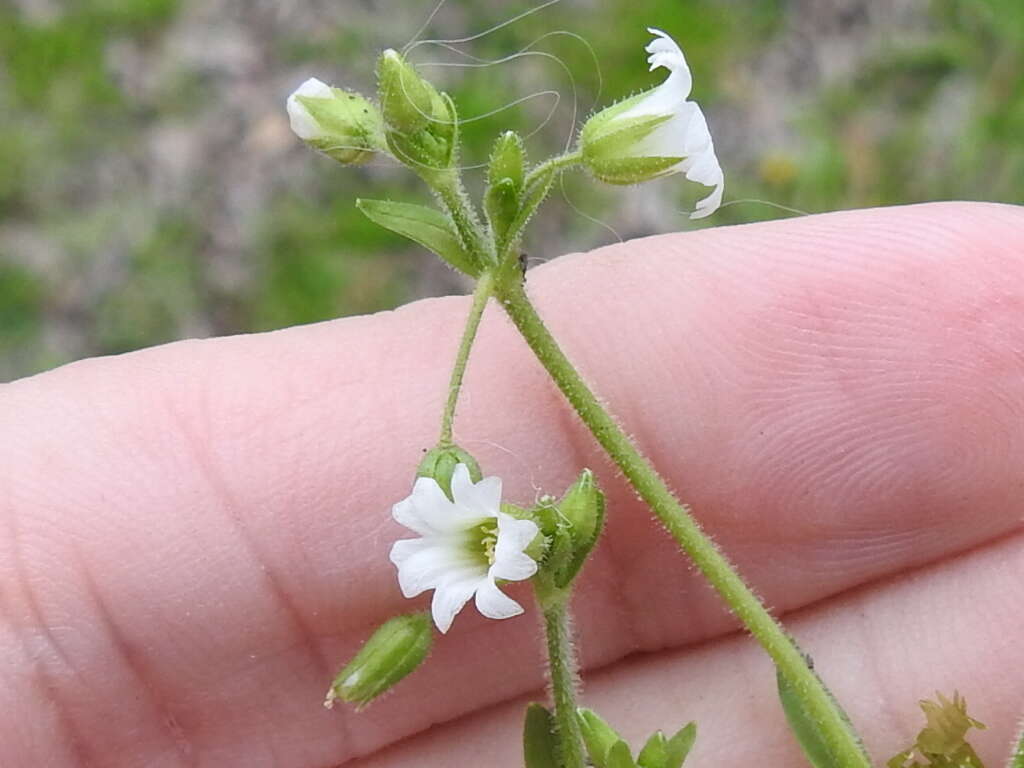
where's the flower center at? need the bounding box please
[466,518,499,566]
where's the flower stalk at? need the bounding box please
[536,580,586,768]
[492,276,871,768]
[439,269,496,446]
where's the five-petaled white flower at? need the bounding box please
[389,464,540,634]
[581,28,724,219]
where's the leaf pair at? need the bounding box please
[578,708,696,768]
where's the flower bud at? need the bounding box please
[376,49,458,172]
[551,469,605,587]
[325,612,432,710]
[485,131,525,244]
[417,444,482,500]
[286,78,384,165]
[377,49,440,134]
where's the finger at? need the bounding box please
[1,202,1021,766]
[357,525,1024,767]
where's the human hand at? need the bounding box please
[2,202,1022,767]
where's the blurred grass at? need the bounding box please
[0,0,1022,381]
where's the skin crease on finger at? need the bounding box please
[0,202,1021,767]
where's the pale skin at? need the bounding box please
[1,202,1023,767]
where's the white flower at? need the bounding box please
[389,464,540,634]
[286,77,334,140]
[580,28,724,219]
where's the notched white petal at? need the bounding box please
[432,572,482,634]
[474,578,524,621]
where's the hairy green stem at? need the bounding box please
[496,278,871,768]
[439,270,495,445]
[524,150,583,190]
[434,170,495,266]
[537,583,585,768]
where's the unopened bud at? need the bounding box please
[485,131,525,244]
[325,612,432,711]
[286,78,384,165]
[552,469,605,587]
[377,49,440,134]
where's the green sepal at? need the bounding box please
[326,612,432,710]
[356,199,480,276]
[485,177,520,248]
[777,663,864,768]
[416,444,482,500]
[488,130,525,189]
[523,703,560,768]
[607,739,638,768]
[377,48,437,134]
[296,90,384,165]
[585,155,683,185]
[500,165,556,259]
[578,708,625,768]
[552,468,605,588]
[581,112,672,161]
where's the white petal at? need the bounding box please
[490,549,538,582]
[431,571,484,633]
[689,170,724,220]
[450,464,503,518]
[391,539,454,597]
[402,476,479,534]
[474,578,524,621]
[392,494,433,536]
[286,78,332,141]
[495,513,540,555]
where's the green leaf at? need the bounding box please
[777,665,841,768]
[664,723,697,768]
[523,703,560,768]
[1012,722,1024,768]
[637,731,668,768]
[636,723,696,768]
[578,708,624,768]
[356,199,480,276]
[607,739,638,768]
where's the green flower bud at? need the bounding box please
[551,469,605,587]
[376,49,458,172]
[377,48,440,134]
[485,131,525,245]
[325,612,432,711]
[417,444,482,500]
[286,78,384,165]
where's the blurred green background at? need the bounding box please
[1,0,1021,381]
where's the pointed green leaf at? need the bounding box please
[578,708,623,768]
[637,731,668,768]
[523,703,559,768]
[664,722,697,768]
[777,666,841,768]
[356,199,480,275]
[1012,721,1024,768]
[607,739,638,768]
